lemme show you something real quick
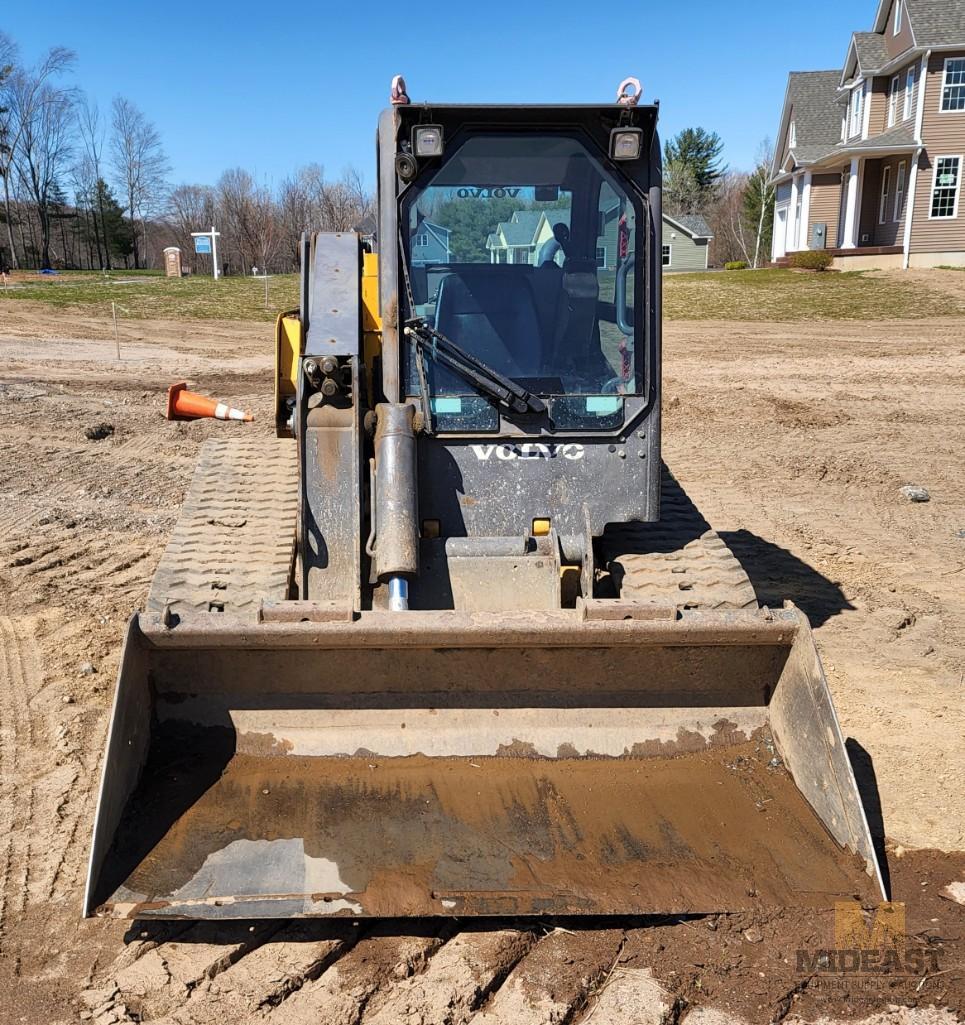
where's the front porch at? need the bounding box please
[773,148,918,269]
[772,244,904,269]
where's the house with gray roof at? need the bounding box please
[661,214,713,271]
[487,209,571,265]
[411,216,451,266]
[771,0,965,269]
[486,206,713,272]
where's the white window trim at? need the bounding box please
[879,165,892,224]
[940,57,965,114]
[596,245,607,268]
[928,155,962,220]
[849,82,864,139]
[789,121,797,148]
[888,76,900,127]
[662,244,672,267]
[894,0,902,36]
[894,160,907,222]
[415,233,429,248]
[904,67,915,120]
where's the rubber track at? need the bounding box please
[600,466,758,611]
[147,437,298,618]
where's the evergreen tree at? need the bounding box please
[664,128,726,206]
[84,178,133,267]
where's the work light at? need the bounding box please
[610,128,643,161]
[413,125,444,157]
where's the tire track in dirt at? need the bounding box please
[91,926,610,1025]
[2,529,157,615]
[0,615,42,936]
[266,927,445,1025]
[470,927,625,1024]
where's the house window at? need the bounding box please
[894,161,907,221]
[894,0,902,35]
[662,245,672,267]
[849,84,864,137]
[879,165,892,224]
[941,58,965,112]
[904,67,915,120]
[415,234,429,248]
[930,156,961,219]
[789,121,797,148]
[889,76,900,128]
[596,246,607,268]
[511,248,529,265]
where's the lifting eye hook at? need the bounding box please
[616,77,642,106]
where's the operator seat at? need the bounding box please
[434,270,546,380]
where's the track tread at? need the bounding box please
[600,466,758,611]
[147,437,298,618]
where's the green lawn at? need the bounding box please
[0,271,299,322]
[663,268,965,320]
[2,266,963,323]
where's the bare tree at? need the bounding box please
[278,164,321,266]
[703,140,777,269]
[215,167,280,275]
[322,166,372,230]
[167,183,215,269]
[663,156,705,217]
[11,75,76,268]
[75,97,115,267]
[706,171,753,266]
[0,43,74,268]
[744,139,776,269]
[110,96,169,268]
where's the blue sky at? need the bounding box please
[4,0,869,189]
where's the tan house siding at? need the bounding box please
[911,51,965,252]
[808,174,842,245]
[869,78,889,135]
[861,156,911,245]
[870,62,920,134]
[883,0,915,60]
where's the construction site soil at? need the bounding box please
[0,300,962,1024]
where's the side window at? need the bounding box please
[941,59,965,113]
[596,181,637,390]
[662,244,672,267]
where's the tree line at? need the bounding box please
[663,127,776,268]
[0,33,373,275]
[1,31,773,274]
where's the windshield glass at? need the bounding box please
[402,132,640,402]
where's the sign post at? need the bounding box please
[191,227,222,279]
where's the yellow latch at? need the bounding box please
[532,518,551,537]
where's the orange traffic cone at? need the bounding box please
[165,382,253,422]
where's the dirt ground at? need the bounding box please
[0,300,962,1024]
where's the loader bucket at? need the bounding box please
[84,605,884,919]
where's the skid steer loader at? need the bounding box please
[84,79,885,920]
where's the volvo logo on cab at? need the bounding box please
[470,444,585,461]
